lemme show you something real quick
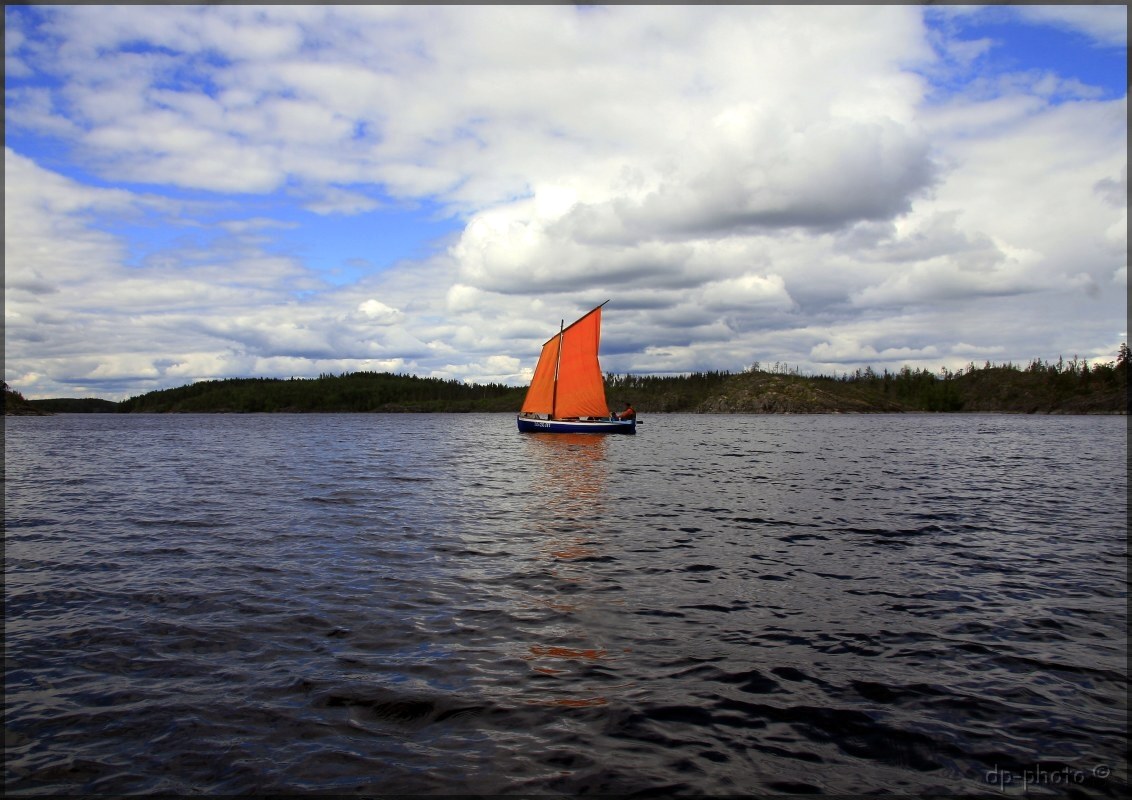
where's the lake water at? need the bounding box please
[4,412,1127,796]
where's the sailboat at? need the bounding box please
[517,301,636,434]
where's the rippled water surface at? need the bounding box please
[4,413,1128,795]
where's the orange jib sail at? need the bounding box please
[520,335,560,415]
[520,304,609,419]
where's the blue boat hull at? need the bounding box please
[517,416,636,434]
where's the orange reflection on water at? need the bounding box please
[546,540,597,560]
[525,433,609,510]
[519,435,623,709]
[528,644,608,660]
[523,644,611,705]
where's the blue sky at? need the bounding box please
[923,6,1126,99]
[4,5,1126,400]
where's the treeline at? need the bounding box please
[116,372,527,413]
[818,351,1129,413]
[22,396,119,413]
[16,345,1128,415]
[606,346,1129,414]
[605,370,735,412]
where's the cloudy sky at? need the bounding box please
[5,4,1127,400]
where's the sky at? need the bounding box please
[4,4,1127,401]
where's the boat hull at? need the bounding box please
[517,416,636,434]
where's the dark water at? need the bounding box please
[4,413,1127,796]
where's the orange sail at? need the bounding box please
[520,304,609,419]
[519,335,561,416]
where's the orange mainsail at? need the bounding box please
[520,304,609,419]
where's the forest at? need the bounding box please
[602,347,1128,414]
[12,344,1127,415]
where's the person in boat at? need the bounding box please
[614,402,636,421]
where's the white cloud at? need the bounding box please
[699,274,794,312]
[356,298,402,325]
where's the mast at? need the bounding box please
[551,319,564,419]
